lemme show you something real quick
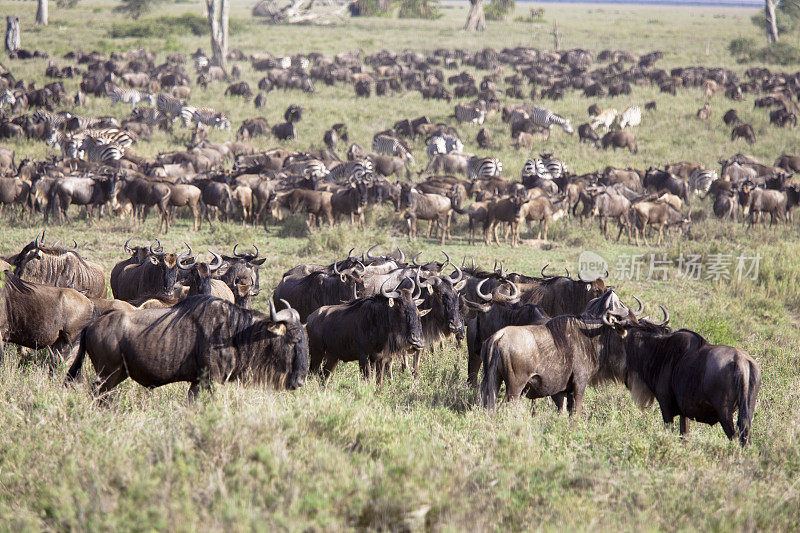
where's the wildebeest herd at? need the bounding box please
[0,234,760,446]
[1,45,799,248]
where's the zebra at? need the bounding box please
[530,107,574,134]
[108,86,155,107]
[618,105,642,129]
[157,93,185,120]
[327,160,373,182]
[426,134,463,157]
[540,153,567,180]
[372,134,415,165]
[468,157,502,180]
[689,168,718,198]
[84,127,136,148]
[46,130,79,158]
[303,160,330,180]
[522,158,551,180]
[454,101,486,125]
[129,107,164,126]
[77,137,124,163]
[180,106,231,129]
[590,108,618,131]
[0,90,15,108]
[32,109,71,129]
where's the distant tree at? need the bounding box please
[36,0,48,25]
[115,0,163,20]
[464,0,485,31]
[484,0,513,21]
[206,0,230,73]
[766,0,779,43]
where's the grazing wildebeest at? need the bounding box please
[0,271,95,367]
[65,296,309,399]
[577,123,600,147]
[775,154,800,173]
[731,123,756,145]
[618,310,760,446]
[217,244,266,309]
[743,187,787,226]
[307,278,428,386]
[465,279,550,386]
[722,109,741,126]
[601,131,638,154]
[592,190,631,239]
[13,233,107,298]
[269,189,334,228]
[112,242,191,302]
[697,102,712,120]
[630,201,691,246]
[273,260,364,322]
[480,291,638,413]
[271,122,296,140]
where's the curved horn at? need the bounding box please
[347,247,356,260]
[631,295,644,316]
[176,242,193,267]
[149,240,161,256]
[396,247,405,264]
[355,260,366,274]
[602,310,616,327]
[275,299,299,323]
[476,278,492,301]
[656,305,670,326]
[564,267,570,278]
[366,244,379,259]
[604,269,609,279]
[208,250,223,271]
[450,262,462,283]
[34,230,43,249]
[233,243,243,257]
[333,259,341,275]
[380,277,400,299]
[269,299,277,322]
[52,240,61,248]
[124,238,133,254]
[506,280,520,300]
[441,250,451,269]
[153,238,163,252]
[411,252,423,267]
[500,261,507,278]
[251,244,259,258]
[412,267,422,300]
[68,239,78,252]
[541,264,552,278]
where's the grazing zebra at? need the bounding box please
[129,107,164,126]
[618,105,642,129]
[454,101,486,125]
[32,109,71,129]
[84,127,136,148]
[530,107,574,134]
[426,134,463,157]
[689,168,718,198]
[372,134,415,164]
[522,158,551,180]
[77,137,124,163]
[108,86,156,107]
[468,156,502,180]
[0,90,15,108]
[180,106,231,129]
[590,108,618,130]
[157,93,185,119]
[303,160,330,180]
[328,160,373,182]
[540,153,567,180]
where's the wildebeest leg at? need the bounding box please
[188,379,212,402]
[493,222,502,246]
[439,216,446,246]
[411,350,421,379]
[321,356,339,385]
[92,365,129,404]
[551,393,568,413]
[679,415,690,437]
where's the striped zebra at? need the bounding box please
[530,107,574,134]
[618,105,642,129]
[129,107,164,126]
[590,108,618,131]
[66,115,120,132]
[328,160,373,182]
[0,90,15,108]
[108,86,155,107]
[46,131,79,158]
[180,106,231,129]
[157,93,185,120]
[372,134,415,164]
[77,137,124,163]
[689,168,718,198]
[540,153,567,180]
[32,109,71,129]
[426,134,463,157]
[454,101,486,125]
[303,160,330,180]
[84,127,136,148]
[522,158,551,180]
[468,156,502,180]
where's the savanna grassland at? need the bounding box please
[0,0,799,530]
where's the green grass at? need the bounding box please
[1,0,800,530]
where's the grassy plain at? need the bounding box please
[0,0,799,530]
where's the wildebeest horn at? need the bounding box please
[499,261,507,278]
[149,241,160,256]
[380,277,400,299]
[476,278,492,301]
[34,230,43,249]
[269,299,277,322]
[411,252,423,266]
[355,260,366,274]
[505,280,520,300]
[602,310,616,327]
[396,247,405,264]
[564,267,570,278]
[412,267,423,299]
[208,250,223,271]
[348,247,356,260]
[450,262,462,283]
[68,239,78,252]
[153,238,163,252]
[251,244,259,258]
[541,264,552,278]
[124,238,133,254]
[176,242,193,268]
[441,250,451,269]
[366,244,379,259]
[233,243,243,257]
[275,299,299,323]
[604,270,609,279]
[631,295,644,316]
[333,259,342,275]
[656,305,669,326]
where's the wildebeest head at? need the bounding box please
[149,241,191,297]
[332,258,365,297]
[123,238,151,265]
[220,244,266,306]
[268,299,309,390]
[418,263,467,340]
[380,277,428,352]
[586,288,643,338]
[179,250,224,295]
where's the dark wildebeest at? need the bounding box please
[13,233,107,298]
[731,123,756,145]
[618,309,760,446]
[271,121,296,140]
[307,278,428,386]
[592,190,631,239]
[177,251,236,302]
[630,201,691,246]
[273,260,364,322]
[49,173,118,224]
[217,244,266,309]
[643,167,690,205]
[480,291,638,413]
[722,109,741,126]
[0,271,95,367]
[713,190,738,221]
[775,154,800,173]
[577,123,600,147]
[112,242,191,302]
[65,296,309,399]
[465,279,550,386]
[200,181,235,226]
[224,81,253,100]
[109,238,152,297]
[331,181,369,226]
[519,266,608,317]
[601,131,638,154]
[482,194,526,247]
[770,108,797,128]
[113,176,172,232]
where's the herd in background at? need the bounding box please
[0,235,761,446]
[0,45,799,245]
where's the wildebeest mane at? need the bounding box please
[2,270,35,295]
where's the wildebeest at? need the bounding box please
[65,296,309,399]
[178,251,236,302]
[273,260,364,322]
[113,176,172,232]
[643,167,690,204]
[217,244,266,309]
[0,176,30,217]
[307,278,428,385]
[592,190,631,239]
[269,189,334,228]
[519,267,608,317]
[13,233,107,298]
[722,109,741,126]
[577,123,600,147]
[602,131,638,153]
[731,123,756,145]
[49,173,118,224]
[742,187,787,226]
[630,201,691,246]
[618,310,760,446]
[713,189,738,221]
[402,186,455,246]
[480,291,638,413]
[271,121,296,140]
[109,238,151,297]
[112,242,191,302]
[0,271,95,367]
[775,154,800,173]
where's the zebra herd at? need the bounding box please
[156,93,231,130]
[589,105,642,131]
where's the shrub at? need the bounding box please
[728,37,756,58]
[348,0,394,17]
[485,0,514,21]
[730,39,800,66]
[397,0,440,19]
[109,14,243,38]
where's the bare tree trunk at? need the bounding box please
[765,0,779,43]
[36,0,48,26]
[205,0,229,73]
[552,20,560,50]
[5,16,20,54]
[464,0,485,31]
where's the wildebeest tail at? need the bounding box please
[737,359,761,446]
[480,337,501,409]
[64,326,88,385]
